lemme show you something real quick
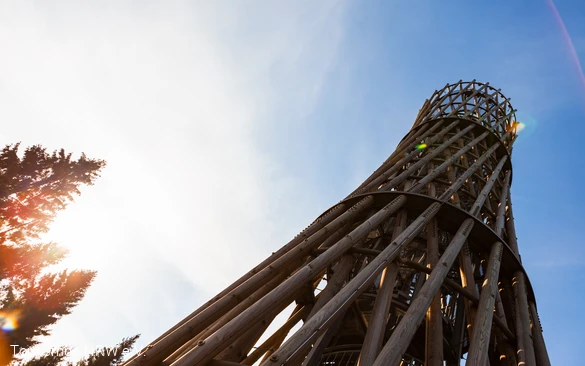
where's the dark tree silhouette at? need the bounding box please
[0,144,138,365]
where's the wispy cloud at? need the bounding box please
[0,0,349,355]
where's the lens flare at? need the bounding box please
[0,310,20,332]
[512,113,539,142]
[415,143,427,150]
[506,121,526,134]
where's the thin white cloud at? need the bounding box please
[0,0,349,358]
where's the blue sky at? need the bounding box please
[0,0,582,364]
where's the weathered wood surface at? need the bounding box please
[122,81,547,366]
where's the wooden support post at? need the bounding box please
[172,196,408,366]
[372,218,475,366]
[442,136,462,206]
[469,156,508,217]
[241,306,310,365]
[492,294,517,366]
[529,301,551,366]
[169,281,310,365]
[381,125,477,191]
[307,254,355,320]
[261,202,442,366]
[216,313,279,363]
[357,263,399,366]
[130,196,377,366]
[449,294,466,364]
[498,279,517,339]
[352,122,441,195]
[301,313,347,366]
[355,121,462,195]
[425,218,443,366]
[284,252,358,365]
[495,171,511,237]
[123,202,349,366]
[163,272,291,364]
[358,210,406,365]
[505,193,520,257]
[512,271,536,366]
[466,241,503,365]
[431,140,503,200]
[458,246,478,342]
[489,171,517,365]
[397,258,514,341]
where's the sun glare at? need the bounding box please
[42,199,111,270]
[0,310,20,332]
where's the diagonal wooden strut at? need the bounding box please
[122,81,549,366]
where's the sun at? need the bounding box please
[41,193,114,271]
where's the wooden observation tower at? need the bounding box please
[124,81,550,366]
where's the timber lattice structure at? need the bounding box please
[124,80,550,366]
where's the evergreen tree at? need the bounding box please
[0,144,138,365]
